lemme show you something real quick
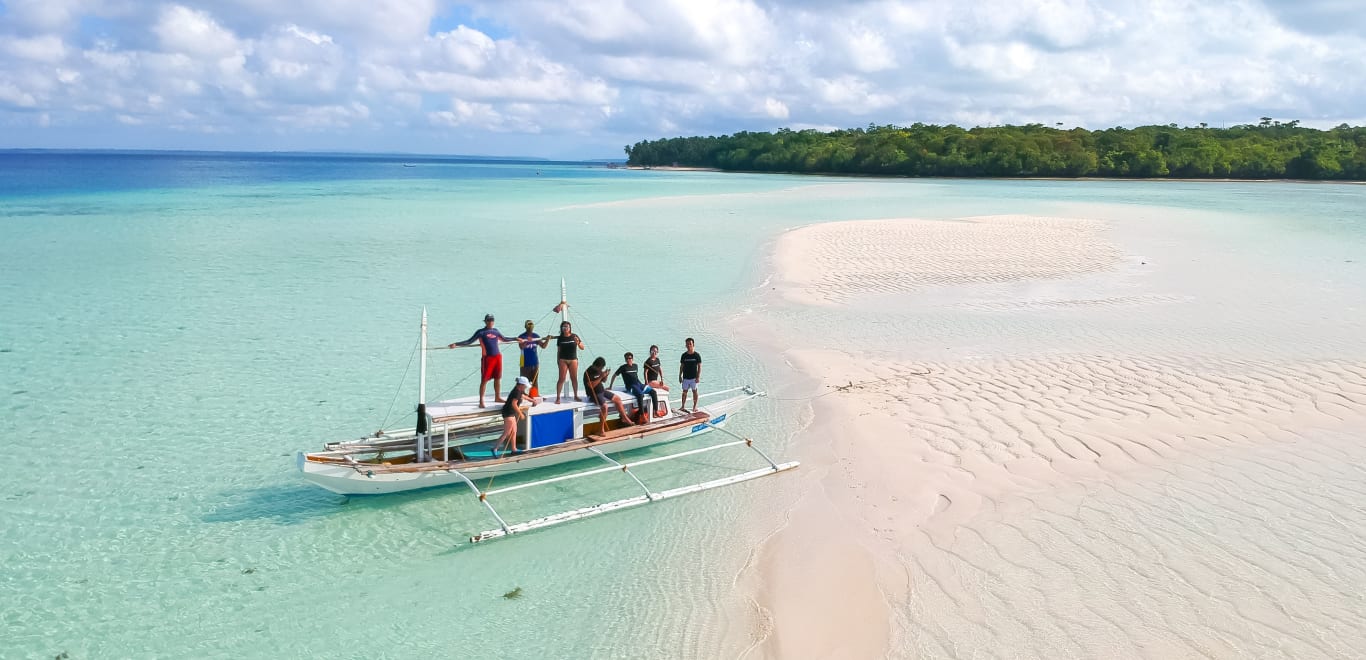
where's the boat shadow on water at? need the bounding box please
[201,483,351,525]
[199,472,566,526]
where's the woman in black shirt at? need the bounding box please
[643,344,671,392]
[554,321,586,404]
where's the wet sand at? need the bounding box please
[745,214,1366,657]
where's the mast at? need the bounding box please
[560,277,569,324]
[416,307,429,460]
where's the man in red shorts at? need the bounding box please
[448,314,517,408]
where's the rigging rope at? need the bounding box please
[571,305,631,354]
[426,308,557,403]
[377,336,421,431]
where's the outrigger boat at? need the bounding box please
[297,285,798,542]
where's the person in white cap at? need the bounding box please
[496,376,536,456]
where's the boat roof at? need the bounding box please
[425,395,594,422]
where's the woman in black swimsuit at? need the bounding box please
[554,321,586,404]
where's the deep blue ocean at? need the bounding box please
[0,150,621,197]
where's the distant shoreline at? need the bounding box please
[628,166,1365,184]
[625,165,722,172]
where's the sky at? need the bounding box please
[0,0,1363,159]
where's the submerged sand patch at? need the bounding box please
[774,215,1124,306]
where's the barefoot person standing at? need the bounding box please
[448,314,517,408]
[553,320,586,404]
[679,338,702,413]
[517,320,550,399]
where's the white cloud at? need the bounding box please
[0,35,69,63]
[811,76,897,112]
[255,24,346,99]
[154,5,243,59]
[0,81,39,108]
[842,27,896,72]
[763,97,789,119]
[285,25,332,46]
[432,26,496,72]
[945,39,1040,80]
[1,0,91,32]
[429,99,496,127]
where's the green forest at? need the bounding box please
[624,120,1366,180]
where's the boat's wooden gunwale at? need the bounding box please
[306,411,710,475]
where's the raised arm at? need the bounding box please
[448,329,481,348]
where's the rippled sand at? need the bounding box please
[774,215,1123,306]
[749,213,1366,658]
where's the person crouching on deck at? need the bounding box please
[609,351,658,423]
[448,314,518,408]
[496,376,536,456]
[584,357,634,430]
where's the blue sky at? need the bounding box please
[1,0,1363,159]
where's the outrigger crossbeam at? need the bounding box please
[461,438,799,543]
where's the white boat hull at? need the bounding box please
[299,398,748,496]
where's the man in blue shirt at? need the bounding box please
[517,319,550,399]
[448,314,517,408]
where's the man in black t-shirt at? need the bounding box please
[679,337,702,412]
[584,357,634,430]
[610,352,659,422]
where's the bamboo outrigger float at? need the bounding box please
[297,283,798,542]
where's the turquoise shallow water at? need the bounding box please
[3,155,1365,657]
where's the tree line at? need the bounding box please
[624,120,1366,180]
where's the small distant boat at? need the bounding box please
[296,281,797,542]
[401,163,417,168]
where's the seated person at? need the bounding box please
[584,357,634,429]
[609,351,659,423]
[643,345,670,391]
